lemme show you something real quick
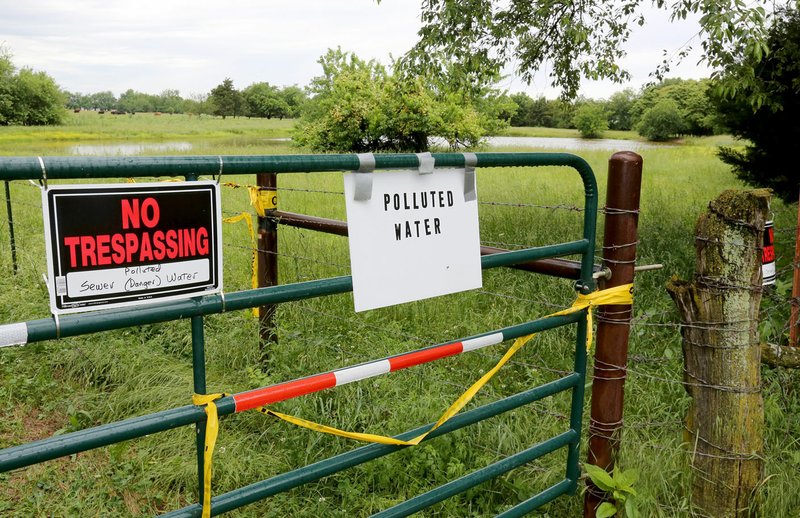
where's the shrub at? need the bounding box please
[636,99,686,141]
[572,104,608,138]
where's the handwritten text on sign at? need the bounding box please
[344,169,481,312]
[43,182,222,314]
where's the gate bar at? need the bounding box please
[373,430,577,518]
[4,181,17,274]
[0,153,596,184]
[2,240,589,347]
[191,315,208,505]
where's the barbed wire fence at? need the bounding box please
[0,175,798,514]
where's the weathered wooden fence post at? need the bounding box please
[667,189,767,517]
[583,151,642,517]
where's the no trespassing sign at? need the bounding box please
[42,181,222,314]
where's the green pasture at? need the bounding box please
[0,111,295,156]
[0,121,798,517]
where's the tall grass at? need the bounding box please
[0,129,798,517]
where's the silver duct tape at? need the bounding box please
[462,152,477,202]
[416,152,435,174]
[353,153,376,201]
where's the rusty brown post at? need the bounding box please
[790,189,800,347]
[257,172,278,368]
[584,151,642,517]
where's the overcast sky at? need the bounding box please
[0,0,712,100]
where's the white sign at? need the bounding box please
[344,169,482,312]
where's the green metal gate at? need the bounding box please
[0,152,598,516]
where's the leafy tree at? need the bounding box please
[402,0,779,102]
[183,93,214,116]
[0,48,65,126]
[636,98,686,141]
[10,68,66,125]
[64,91,91,110]
[278,85,307,118]
[712,7,800,203]
[295,48,506,152]
[0,49,15,124]
[242,82,289,119]
[88,91,117,111]
[209,78,242,119]
[155,89,183,114]
[572,103,608,138]
[604,89,638,130]
[509,93,555,127]
[632,78,715,135]
[118,89,155,113]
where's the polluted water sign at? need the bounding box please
[343,168,482,312]
[42,181,222,314]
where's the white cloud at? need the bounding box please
[0,0,712,99]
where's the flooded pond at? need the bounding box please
[69,142,194,156]
[63,136,665,156]
[485,136,668,151]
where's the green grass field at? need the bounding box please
[0,117,798,517]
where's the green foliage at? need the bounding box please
[509,93,549,127]
[585,464,640,517]
[632,79,717,136]
[242,82,289,119]
[604,89,638,131]
[711,7,800,203]
[294,48,507,152]
[404,0,778,102]
[87,91,117,111]
[0,48,65,126]
[572,103,609,138]
[209,78,243,119]
[636,99,687,141]
[279,85,307,118]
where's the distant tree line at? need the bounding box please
[509,78,721,140]
[65,80,307,119]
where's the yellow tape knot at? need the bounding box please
[567,283,634,351]
[248,186,277,216]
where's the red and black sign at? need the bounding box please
[43,182,222,314]
[762,220,776,286]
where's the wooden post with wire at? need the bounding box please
[257,172,278,368]
[667,189,767,517]
[583,151,643,517]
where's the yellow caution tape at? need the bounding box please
[248,186,277,216]
[192,393,227,518]
[548,282,634,352]
[259,283,633,445]
[193,284,634,508]
[222,212,258,317]
[258,329,530,446]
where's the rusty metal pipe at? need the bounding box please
[257,173,278,367]
[272,210,588,280]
